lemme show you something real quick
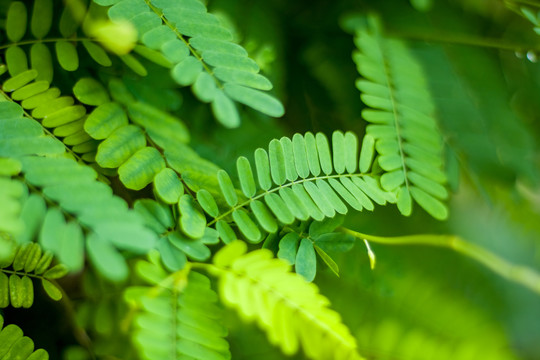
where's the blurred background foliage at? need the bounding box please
[1,0,540,359]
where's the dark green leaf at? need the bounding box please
[295,238,316,282]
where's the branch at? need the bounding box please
[341,227,540,296]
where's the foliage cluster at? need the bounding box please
[1,0,540,359]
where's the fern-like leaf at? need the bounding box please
[1,1,128,79]
[104,0,284,127]
[0,314,49,359]
[351,16,448,220]
[0,99,157,281]
[1,70,99,161]
[194,131,394,244]
[0,158,25,238]
[208,240,363,360]
[276,216,355,281]
[0,239,68,307]
[125,254,230,360]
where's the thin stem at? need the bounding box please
[56,280,97,360]
[0,37,106,51]
[340,227,540,296]
[388,30,540,52]
[207,172,370,226]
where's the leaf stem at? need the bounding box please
[387,30,540,52]
[340,227,540,296]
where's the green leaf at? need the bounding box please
[193,72,217,103]
[291,184,324,221]
[120,54,147,76]
[304,132,321,176]
[217,170,238,207]
[203,52,259,72]
[58,6,80,38]
[344,132,359,173]
[39,208,65,253]
[55,41,79,71]
[168,231,210,261]
[409,186,448,220]
[265,193,294,225]
[41,278,62,301]
[0,273,9,307]
[6,46,28,76]
[332,131,346,174]
[86,233,128,282]
[292,133,310,178]
[250,200,278,233]
[30,43,53,83]
[316,132,333,175]
[314,245,339,277]
[30,0,53,39]
[316,180,348,215]
[190,36,246,55]
[328,178,363,211]
[214,68,272,90]
[11,81,49,101]
[134,199,174,233]
[279,136,298,181]
[127,101,190,145]
[153,168,184,204]
[359,134,375,173]
[314,232,355,252]
[73,78,110,106]
[408,171,448,199]
[223,84,284,117]
[161,39,189,63]
[171,56,203,86]
[85,102,128,140]
[42,105,87,128]
[277,232,300,265]
[133,45,172,68]
[141,25,176,49]
[23,243,41,273]
[6,2,27,42]
[232,209,261,242]
[268,139,286,185]
[196,189,219,218]
[0,158,21,176]
[8,275,23,308]
[201,228,220,245]
[303,182,335,218]
[96,125,146,168]
[278,187,310,221]
[178,194,207,239]
[82,40,112,67]
[211,89,240,128]
[2,69,38,92]
[43,264,69,280]
[309,216,344,238]
[236,156,256,198]
[254,148,272,191]
[21,87,59,110]
[31,96,74,118]
[118,147,166,190]
[20,276,34,308]
[158,237,187,271]
[57,222,84,272]
[381,170,405,191]
[216,220,236,244]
